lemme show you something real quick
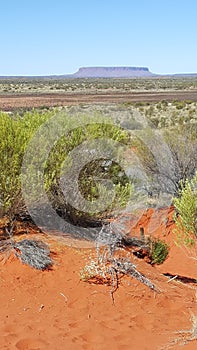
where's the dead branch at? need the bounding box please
[110,258,158,291]
[0,222,52,270]
[14,239,52,270]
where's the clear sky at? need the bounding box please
[0,0,196,75]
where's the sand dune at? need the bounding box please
[0,209,197,350]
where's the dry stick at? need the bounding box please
[140,227,145,240]
[108,266,119,304]
[0,223,15,253]
[89,224,158,298]
[110,258,158,292]
[88,215,172,301]
[167,275,178,283]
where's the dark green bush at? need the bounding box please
[150,238,169,264]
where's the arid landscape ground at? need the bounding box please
[1,208,197,350]
[0,77,197,110]
[0,91,197,111]
[0,77,197,350]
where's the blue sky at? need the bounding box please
[0,0,196,75]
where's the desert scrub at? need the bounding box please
[0,110,53,216]
[43,115,132,224]
[0,110,132,226]
[131,123,197,197]
[149,238,169,264]
[174,171,197,246]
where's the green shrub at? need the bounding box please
[134,101,150,107]
[0,111,52,216]
[173,171,197,246]
[172,100,186,110]
[150,238,169,264]
[44,120,132,223]
[0,111,132,224]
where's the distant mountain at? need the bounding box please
[170,73,197,77]
[1,67,197,79]
[70,66,154,78]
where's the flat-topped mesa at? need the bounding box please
[72,66,154,78]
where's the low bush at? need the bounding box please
[0,111,52,217]
[149,238,169,264]
[0,111,132,225]
[174,171,197,246]
[132,124,197,196]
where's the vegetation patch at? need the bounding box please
[149,238,169,265]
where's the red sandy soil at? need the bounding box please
[0,90,197,110]
[0,209,197,350]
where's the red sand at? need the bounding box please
[0,209,197,350]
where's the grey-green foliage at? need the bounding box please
[0,111,131,224]
[0,111,53,216]
[44,118,131,223]
[132,124,197,196]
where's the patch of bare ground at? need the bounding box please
[0,90,197,110]
[0,209,197,350]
